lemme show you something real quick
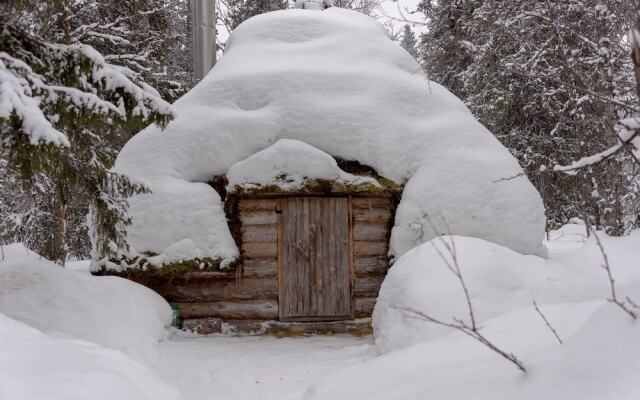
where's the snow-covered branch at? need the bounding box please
[0,53,69,146]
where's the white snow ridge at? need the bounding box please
[105,8,546,269]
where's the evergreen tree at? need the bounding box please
[419,0,639,234]
[399,24,418,59]
[38,0,187,101]
[228,0,289,29]
[417,0,481,98]
[0,4,173,263]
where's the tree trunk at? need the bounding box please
[53,178,67,265]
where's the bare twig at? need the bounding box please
[533,300,563,344]
[400,221,526,372]
[592,232,637,319]
[400,306,527,372]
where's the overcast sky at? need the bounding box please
[216,1,427,45]
[378,0,426,37]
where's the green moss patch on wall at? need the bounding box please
[93,255,237,282]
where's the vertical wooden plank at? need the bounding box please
[328,197,337,315]
[311,198,318,316]
[303,198,310,316]
[288,198,297,318]
[348,195,355,318]
[307,198,317,316]
[317,198,325,316]
[325,198,334,316]
[334,197,342,316]
[276,198,284,321]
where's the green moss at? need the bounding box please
[227,176,402,196]
[94,256,236,281]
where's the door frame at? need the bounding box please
[276,195,355,322]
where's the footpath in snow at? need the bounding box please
[155,333,375,400]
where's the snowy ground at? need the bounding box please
[2,221,638,400]
[155,333,375,400]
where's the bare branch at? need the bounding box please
[398,227,526,372]
[533,300,563,344]
[592,231,637,319]
[399,306,526,372]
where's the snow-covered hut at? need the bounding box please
[95,8,547,334]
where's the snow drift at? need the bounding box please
[107,7,546,268]
[0,243,173,364]
[305,229,640,400]
[372,235,609,353]
[307,302,640,400]
[0,314,182,400]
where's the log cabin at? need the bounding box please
[95,7,547,335]
[105,154,402,336]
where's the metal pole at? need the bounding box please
[193,0,216,82]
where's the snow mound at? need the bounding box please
[227,138,379,190]
[0,243,172,364]
[108,8,546,268]
[306,229,640,400]
[306,302,640,400]
[0,314,182,400]
[373,235,609,353]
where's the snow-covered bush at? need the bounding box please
[0,314,182,400]
[0,244,172,364]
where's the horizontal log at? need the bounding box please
[354,256,389,277]
[182,317,222,334]
[241,258,277,278]
[352,197,391,209]
[353,208,391,224]
[182,269,236,280]
[177,299,279,319]
[355,297,378,318]
[354,241,388,257]
[223,319,372,336]
[355,276,385,298]
[242,242,277,259]
[152,277,278,302]
[354,223,389,241]
[240,211,277,225]
[239,199,278,212]
[242,224,277,243]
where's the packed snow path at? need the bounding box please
[154,334,376,400]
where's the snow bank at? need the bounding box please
[0,244,172,364]
[109,7,546,268]
[306,229,640,400]
[227,138,379,190]
[0,314,182,400]
[306,302,640,400]
[372,235,632,353]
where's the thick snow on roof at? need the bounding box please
[227,138,380,190]
[109,8,546,267]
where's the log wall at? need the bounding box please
[154,195,393,330]
[351,197,392,318]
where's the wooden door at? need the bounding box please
[278,197,353,321]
